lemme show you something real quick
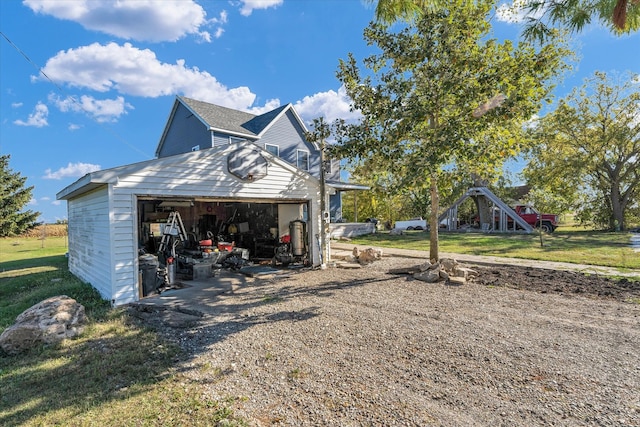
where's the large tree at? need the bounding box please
[370,0,640,41]
[0,154,40,237]
[523,71,640,231]
[334,0,570,260]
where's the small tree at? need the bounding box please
[334,0,570,260]
[0,155,40,237]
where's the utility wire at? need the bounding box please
[0,30,152,159]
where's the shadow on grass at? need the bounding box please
[0,255,68,272]
[0,312,178,426]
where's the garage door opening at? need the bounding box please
[137,197,310,296]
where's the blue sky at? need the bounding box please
[1,0,638,223]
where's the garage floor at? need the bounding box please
[132,266,292,316]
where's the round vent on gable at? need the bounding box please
[227,146,268,182]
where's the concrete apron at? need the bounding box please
[132,269,251,315]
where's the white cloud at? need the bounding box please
[68,123,82,131]
[28,197,38,206]
[23,0,210,42]
[239,0,283,16]
[11,102,23,108]
[247,98,282,115]
[41,197,51,201]
[39,42,257,110]
[43,162,102,180]
[52,200,62,206]
[49,93,133,123]
[14,102,49,127]
[294,86,361,123]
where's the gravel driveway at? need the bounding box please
[148,257,640,426]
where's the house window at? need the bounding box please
[297,150,309,171]
[191,145,200,151]
[228,136,244,144]
[265,144,279,157]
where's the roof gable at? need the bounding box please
[59,140,318,201]
[155,96,315,157]
[243,104,288,134]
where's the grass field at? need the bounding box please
[347,228,640,270]
[0,236,244,426]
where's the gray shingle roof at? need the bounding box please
[180,97,287,137]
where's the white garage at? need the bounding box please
[57,142,323,306]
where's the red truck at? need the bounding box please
[499,205,559,233]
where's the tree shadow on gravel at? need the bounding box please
[128,273,393,364]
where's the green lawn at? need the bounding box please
[0,237,244,426]
[347,228,640,270]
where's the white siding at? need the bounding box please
[67,186,113,302]
[64,143,322,306]
[111,193,138,305]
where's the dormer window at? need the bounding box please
[265,143,279,157]
[297,150,309,171]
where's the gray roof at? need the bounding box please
[181,97,288,137]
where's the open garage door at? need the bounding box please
[136,197,310,295]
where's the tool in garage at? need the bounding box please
[158,211,187,255]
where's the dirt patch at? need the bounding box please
[465,263,640,302]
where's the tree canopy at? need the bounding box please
[523,71,640,230]
[370,0,640,41]
[0,154,40,237]
[514,0,640,42]
[334,0,570,259]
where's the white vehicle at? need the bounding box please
[394,218,427,231]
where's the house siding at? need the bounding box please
[260,110,320,177]
[110,193,138,304]
[66,186,113,302]
[157,103,212,157]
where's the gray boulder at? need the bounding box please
[0,295,87,355]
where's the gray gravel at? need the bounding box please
[165,257,640,426]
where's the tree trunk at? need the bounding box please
[429,172,439,262]
[610,182,625,231]
[475,196,492,230]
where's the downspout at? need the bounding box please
[354,191,358,223]
[319,139,328,268]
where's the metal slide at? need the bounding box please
[438,187,534,233]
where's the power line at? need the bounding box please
[0,30,152,159]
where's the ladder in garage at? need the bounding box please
[158,211,187,254]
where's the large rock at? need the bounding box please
[357,247,383,264]
[0,295,87,355]
[414,270,441,283]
